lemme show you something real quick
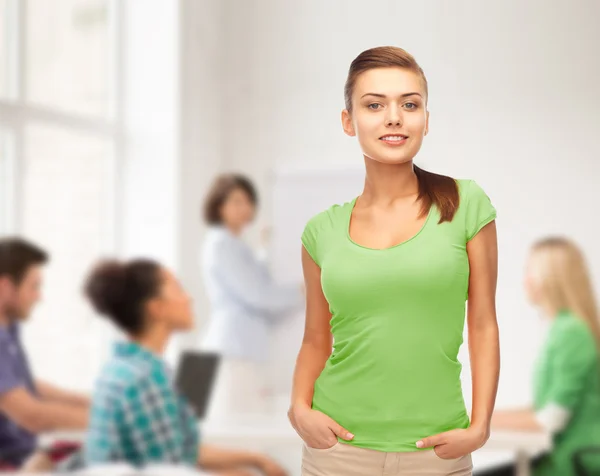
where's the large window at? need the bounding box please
[0,0,119,390]
[25,0,111,117]
[0,0,10,98]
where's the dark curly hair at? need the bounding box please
[84,259,163,336]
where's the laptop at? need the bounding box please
[174,351,221,420]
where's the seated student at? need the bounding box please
[478,237,600,476]
[83,258,287,476]
[0,238,89,471]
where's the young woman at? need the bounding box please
[83,259,287,476]
[288,46,500,475]
[201,174,304,419]
[482,237,600,476]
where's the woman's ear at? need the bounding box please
[341,109,356,137]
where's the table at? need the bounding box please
[480,430,551,476]
[42,418,552,476]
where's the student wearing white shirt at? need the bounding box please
[200,174,304,419]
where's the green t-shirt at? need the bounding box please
[301,178,496,452]
[533,311,600,476]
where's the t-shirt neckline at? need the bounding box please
[345,196,434,251]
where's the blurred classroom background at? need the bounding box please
[0,0,599,474]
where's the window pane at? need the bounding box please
[0,0,8,97]
[26,0,110,117]
[21,124,114,390]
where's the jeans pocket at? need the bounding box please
[304,441,341,454]
[431,450,473,473]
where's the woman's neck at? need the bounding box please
[361,157,419,205]
[541,303,561,320]
[223,223,243,236]
[134,327,170,356]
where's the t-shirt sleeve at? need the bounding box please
[301,215,321,266]
[465,180,497,241]
[0,345,23,396]
[545,323,598,411]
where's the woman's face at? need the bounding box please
[149,269,194,332]
[220,187,256,231]
[342,67,429,166]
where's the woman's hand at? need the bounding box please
[416,426,489,459]
[288,403,354,449]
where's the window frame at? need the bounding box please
[0,0,121,245]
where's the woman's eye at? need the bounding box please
[367,103,382,110]
[404,102,418,110]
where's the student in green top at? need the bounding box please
[482,237,600,476]
[288,46,501,476]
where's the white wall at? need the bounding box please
[120,0,181,268]
[206,0,600,407]
[173,0,225,359]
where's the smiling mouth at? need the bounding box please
[379,135,408,142]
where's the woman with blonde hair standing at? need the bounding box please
[485,237,600,475]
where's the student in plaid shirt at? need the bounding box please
[83,258,287,476]
[85,341,199,466]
